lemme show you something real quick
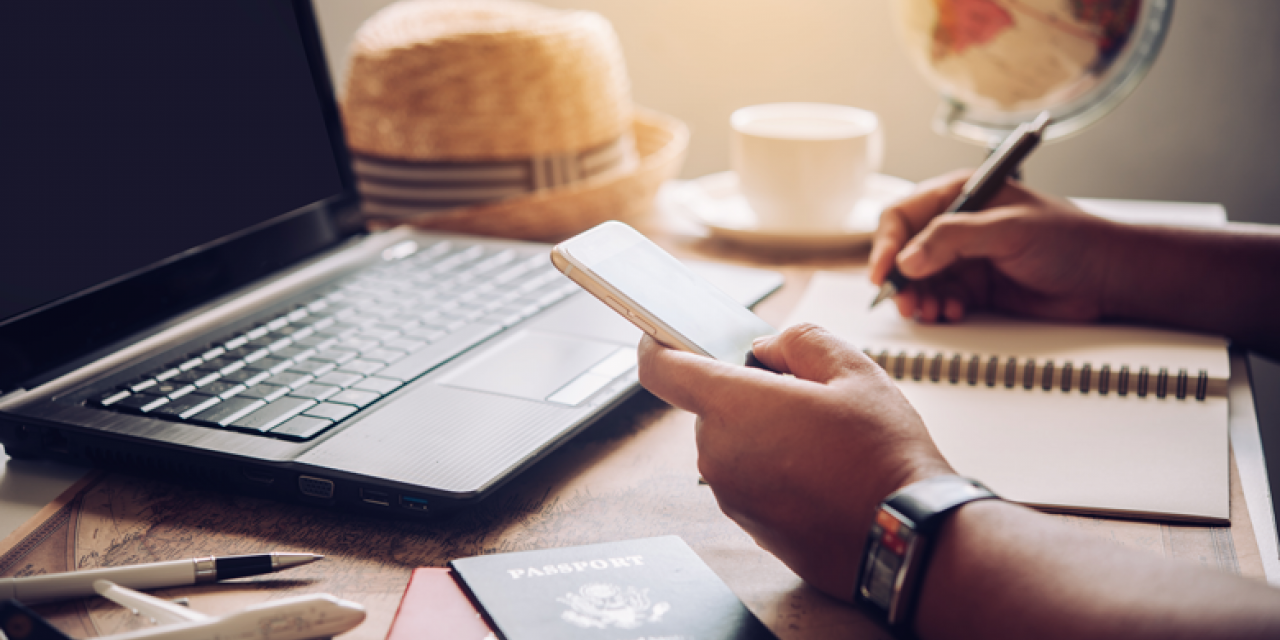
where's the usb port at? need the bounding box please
[360,488,391,507]
[400,495,430,512]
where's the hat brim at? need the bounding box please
[361,106,689,242]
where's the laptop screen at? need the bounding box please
[0,0,361,392]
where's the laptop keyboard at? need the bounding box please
[90,240,580,441]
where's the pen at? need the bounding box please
[870,110,1052,309]
[0,552,322,605]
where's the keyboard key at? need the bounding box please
[95,388,133,407]
[382,338,427,353]
[313,371,364,388]
[311,349,358,365]
[341,337,381,352]
[239,383,290,402]
[352,376,401,395]
[115,392,170,414]
[154,367,182,382]
[287,360,336,377]
[243,348,272,363]
[151,380,191,397]
[196,356,241,372]
[360,348,407,364]
[288,383,341,402]
[191,397,266,427]
[360,327,401,342]
[292,334,336,349]
[178,357,205,371]
[232,397,315,432]
[376,323,501,382]
[245,355,289,373]
[328,388,381,408]
[338,359,386,376]
[170,369,207,385]
[222,368,265,385]
[198,381,242,397]
[304,402,358,422]
[152,393,220,420]
[269,415,334,441]
[266,371,315,390]
[129,379,158,393]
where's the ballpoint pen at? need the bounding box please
[870,111,1053,309]
[0,552,322,605]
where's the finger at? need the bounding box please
[869,170,971,285]
[893,287,921,320]
[918,293,941,323]
[896,207,1026,280]
[943,297,966,322]
[750,324,873,384]
[637,335,775,415]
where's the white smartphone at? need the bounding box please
[551,221,776,365]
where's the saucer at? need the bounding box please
[670,171,914,250]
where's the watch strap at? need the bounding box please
[855,475,999,639]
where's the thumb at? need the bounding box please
[751,323,876,384]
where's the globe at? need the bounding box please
[893,0,1173,146]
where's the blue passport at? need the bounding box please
[449,536,779,640]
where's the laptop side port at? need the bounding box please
[360,488,391,507]
[297,475,335,499]
[399,495,430,512]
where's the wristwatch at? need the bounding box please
[854,475,999,639]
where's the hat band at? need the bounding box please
[354,133,636,218]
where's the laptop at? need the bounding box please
[0,0,781,517]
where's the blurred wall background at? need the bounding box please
[314,0,1280,224]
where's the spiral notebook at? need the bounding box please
[787,271,1230,523]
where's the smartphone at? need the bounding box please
[551,221,776,365]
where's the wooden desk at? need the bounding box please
[0,207,1274,640]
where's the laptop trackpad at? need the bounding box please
[438,330,632,404]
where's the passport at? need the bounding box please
[449,536,778,640]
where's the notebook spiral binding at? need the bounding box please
[866,349,1211,401]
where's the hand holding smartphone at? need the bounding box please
[551,221,776,365]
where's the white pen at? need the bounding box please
[0,552,321,604]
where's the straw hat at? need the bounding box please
[342,0,689,241]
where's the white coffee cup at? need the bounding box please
[730,103,884,232]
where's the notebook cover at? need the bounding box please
[386,567,495,640]
[449,536,778,640]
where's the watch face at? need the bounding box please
[858,507,918,620]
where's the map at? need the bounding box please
[896,0,1141,113]
[0,387,1264,640]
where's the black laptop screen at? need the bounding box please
[0,0,345,322]
[0,0,358,391]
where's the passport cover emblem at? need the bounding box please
[558,582,670,629]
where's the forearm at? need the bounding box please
[1101,223,1280,356]
[915,500,1280,640]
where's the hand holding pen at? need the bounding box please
[866,113,1124,324]
[870,111,1052,309]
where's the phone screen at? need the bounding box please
[563,224,775,365]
